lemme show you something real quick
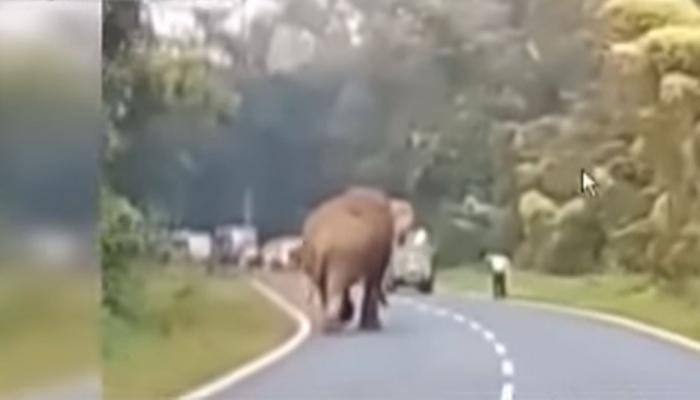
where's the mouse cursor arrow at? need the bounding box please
[580,169,599,197]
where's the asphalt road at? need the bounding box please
[213,291,700,400]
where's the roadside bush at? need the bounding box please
[598,0,700,41]
[433,214,485,267]
[637,26,700,76]
[148,279,203,337]
[101,185,146,322]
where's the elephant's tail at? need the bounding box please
[316,252,328,308]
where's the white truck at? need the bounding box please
[214,225,259,265]
[261,236,303,270]
[385,227,436,294]
[170,230,213,263]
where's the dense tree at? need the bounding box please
[101,0,700,283]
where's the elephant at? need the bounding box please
[345,187,416,245]
[390,198,416,246]
[293,187,395,332]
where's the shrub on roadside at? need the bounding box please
[100,186,146,322]
[598,0,700,41]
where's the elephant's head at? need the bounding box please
[390,198,416,246]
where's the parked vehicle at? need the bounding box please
[385,227,435,294]
[239,243,262,269]
[214,225,258,264]
[261,236,302,270]
[170,230,213,263]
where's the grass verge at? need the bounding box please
[0,267,98,395]
[103,265,295,400]
[438,266,700,343]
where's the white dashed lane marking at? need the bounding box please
[400,297,516,400]
[500,382,514,400]
[469,321,482,332]
[501,359,515,377]
[494,343,507,356]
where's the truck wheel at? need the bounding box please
[417,278,433,294]
[385,278,396,293]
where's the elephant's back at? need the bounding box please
[305,188,391,236]
[303,189,394,263]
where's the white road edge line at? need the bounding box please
[501,359,514,377]
[510,299,700,355]
[178,278,312,400]
[494,343,507,356]
[500,382,514,400]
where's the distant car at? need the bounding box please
[239,244,262,269]
[170,230,213,263]
[386,227,435,294]
[214,225,258,264]
[262,236,302,270]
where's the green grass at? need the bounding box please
[103,265,295,400]
[438,265,700,342]
[0,267,98,395]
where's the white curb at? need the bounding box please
[508,299,700,355]
[179,278,312,400]
[437,286,700,355]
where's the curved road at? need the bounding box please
[213,292,700,400]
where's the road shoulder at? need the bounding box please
[179,274,312,400]
[437,268,700,356]
[506,298,700,354]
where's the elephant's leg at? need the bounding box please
[304,277,320,308]
[321,271,349,333]
[376,248,393,307]
[339,288,354,323]
[359,278,382,331]
[322,294,345,333]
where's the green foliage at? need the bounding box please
[104,46,237,133]
[599,0,700,41]
[432,209,486,266]
[103,273,292,400]
[100,185,146,322]
[637,26,700,77]
[512,0,700,282]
